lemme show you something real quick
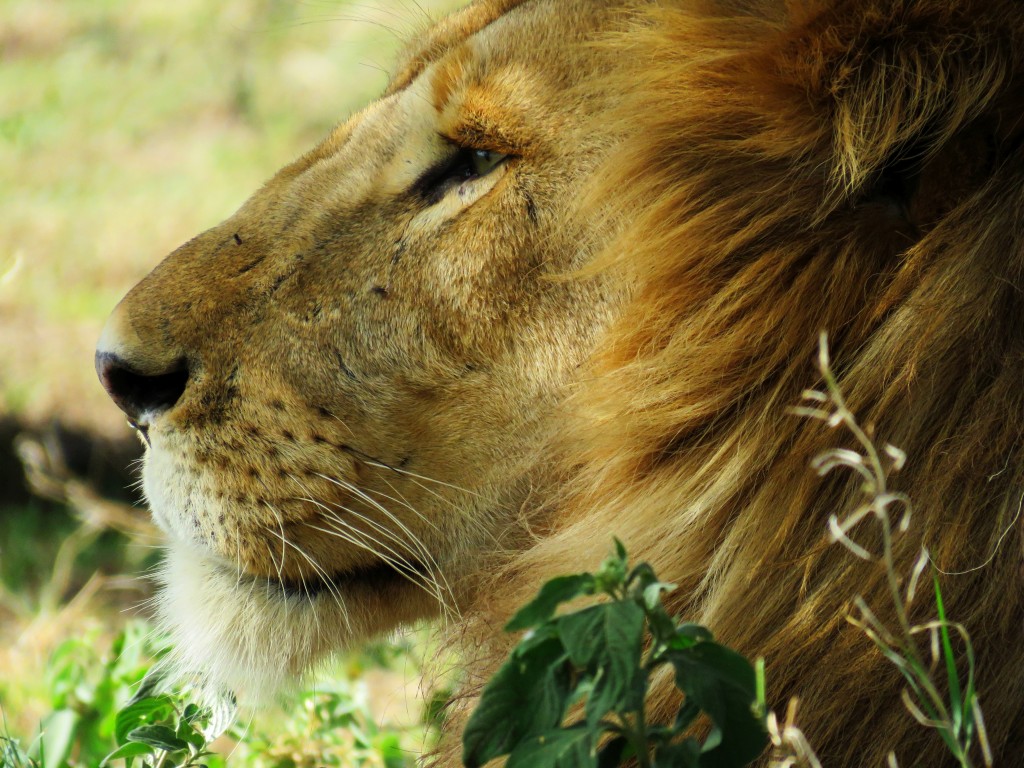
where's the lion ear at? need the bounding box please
[780,0,1019,217]
[847,115,1010,242]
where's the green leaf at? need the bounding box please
[506,575,596,632]
[176,718,206,750]
[642,581,677,612]
[45,639,91,710]
[126,725,189,753]
[614,538,627,561]
[654,740,700,768]
[558,606,606,668]
[626,562,657,589]
[559,603,644,669]
[673,624,714,648]
[127,666,170,707]
[375,732,407,768]
[39,709,78,768]
[1,737,36,768]
[673,700,701,731]
[646,606,680,646]
[516,622,561,656]
[594,556,628,595]
[100,742,154,767]
[423,687,451,731]
[665,643,766,768]
[556,601,646,726]
[506,726,595,768]
[934,575,963,737]
[462,638,573,767]
[115,697,175,746]
[565,602,643,729]
[201,689,237,742]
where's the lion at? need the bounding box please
[95,0,1024,765]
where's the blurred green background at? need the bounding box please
[0,0,460,761]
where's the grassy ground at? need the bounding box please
[0,0,461,762]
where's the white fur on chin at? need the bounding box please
[155,542,350,702]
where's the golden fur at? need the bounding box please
[97,0,1024,765]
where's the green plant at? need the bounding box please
[52,623,171,768]
[462,540,767,768]
[220,682,411,768]
[0,621,165,768]
[1,619,443,768]
[96,671,234,768]
[0,735,37,768]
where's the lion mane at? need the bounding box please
[449,1,1024,766]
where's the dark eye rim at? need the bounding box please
[410,141,511,204]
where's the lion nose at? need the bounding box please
[95,352,189,425]
[95,302,190,426]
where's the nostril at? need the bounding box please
[95,352,190,424]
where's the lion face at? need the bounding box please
[95,0,627,692]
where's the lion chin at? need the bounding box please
[153,529,442,700]
[154,542,315,700]
[97,0,1024,765]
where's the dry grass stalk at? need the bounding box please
[775,334,990,768]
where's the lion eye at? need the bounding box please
[413,145,510,203]
[470,149,506,176]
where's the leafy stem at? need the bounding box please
[462,539,767,768]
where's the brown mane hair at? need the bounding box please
[449,1,1024,765]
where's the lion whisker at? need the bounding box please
[291,472,436,571]
[307,473,456,603]
[261,502,291,623]
[261,496,348,634]
[261,523,335,638]
[300,506,452,618]
[294,488,420,571]
[301,517,446,611]
[310,503,442,603]
[313,471,444,536]
[326,500,457,623]
[315,406,355,438]
[232,515,245,596]
[308,491,435,583]
[304,475,458,618]
[374,472,501,549]
[377,470,506,548]
[363,459,483,499]
[292,471,455,616]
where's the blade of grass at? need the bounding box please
[933,576,962,739]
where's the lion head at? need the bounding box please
[95,0,627,696]
[97,0,1024,765]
